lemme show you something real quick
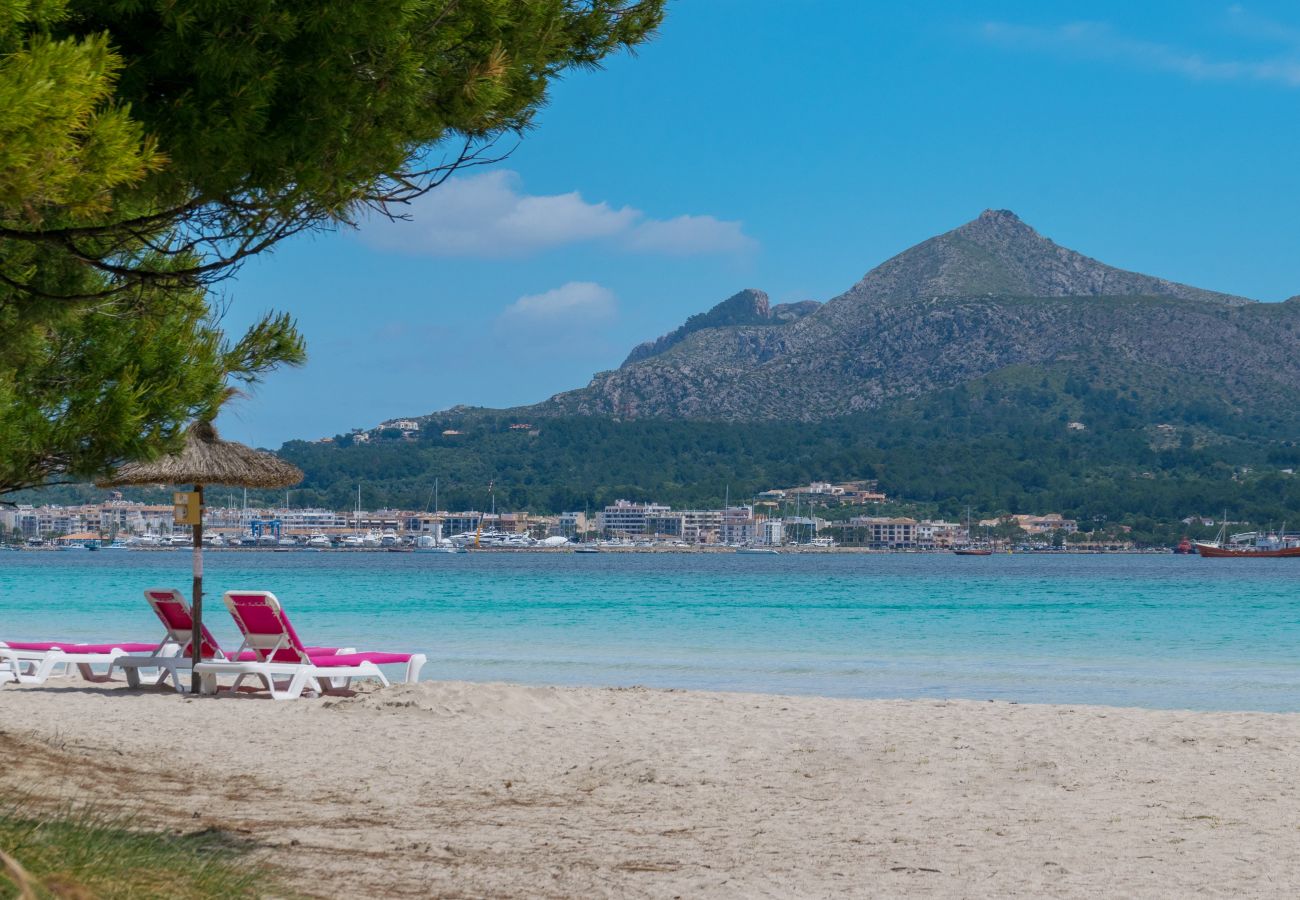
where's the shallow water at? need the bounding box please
[2,550,1298,711]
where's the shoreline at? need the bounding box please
[3,679,1298,897]
[8,545,1167,554]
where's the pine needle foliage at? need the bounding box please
[0,0,667,294]
[0,0,659,495]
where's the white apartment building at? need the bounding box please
[848,516,919,548]
[679,510,722,543]
[600,500,671,537]
[915,520,968,548]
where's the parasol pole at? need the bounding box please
[191,483,204,694]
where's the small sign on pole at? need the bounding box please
[173,491,202,525]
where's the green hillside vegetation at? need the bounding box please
[21,354,1300,548]
[242,359,1300,546]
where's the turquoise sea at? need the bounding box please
[2,551,1299,711]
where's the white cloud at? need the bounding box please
[360,170,755,257]
[624,214,757,255]
[1225,5,1300,48]
[978,19,1300,87]
[497,281,617,329]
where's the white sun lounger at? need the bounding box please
[194,590,426,700]
[0,639,164,686]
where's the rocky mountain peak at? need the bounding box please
[967,208,1030,231]
[833,211,1252,307]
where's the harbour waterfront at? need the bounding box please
[3,551,1299,711]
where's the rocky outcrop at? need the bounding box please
[623,289,773,366]
[771,300,821,322]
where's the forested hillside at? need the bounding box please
[270,361,1300,542]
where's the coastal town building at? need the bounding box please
[720,506,757,545]
[599,500,671,538]
[834,517,969,549]
[761,480,887,506]
[558,512,591,539]
[979,514,1078,535]
[679,510,723,543]
[1,501,176,540]
[3,496,1075,550]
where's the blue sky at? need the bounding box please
[216,0,1300,447]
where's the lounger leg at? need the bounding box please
[275,671,311,700]
[75,663,115,684]
[199,671,219,695]
[404,654,428,684]
[31,655,62,684]
[168,664,192,693]
[125,665,141,689]
[259,674,282,697]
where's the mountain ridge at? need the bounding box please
[527,210,1286,421]
[269,210,1300,529]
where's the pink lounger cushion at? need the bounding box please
[234,646,343,662]
[308,652,416,668]
[145,589,221,659]
[4,641,156,654]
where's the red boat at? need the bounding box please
[1174,537,1193,554]
[1194,522,1300,557]
[953,547,994,556]
[1195,542,1300,558]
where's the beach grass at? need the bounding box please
[0,803,276,899]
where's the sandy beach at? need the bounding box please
[2,681,1299,898]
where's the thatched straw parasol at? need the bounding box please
[98,421,302,693]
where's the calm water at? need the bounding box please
[2,550,1299,711]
